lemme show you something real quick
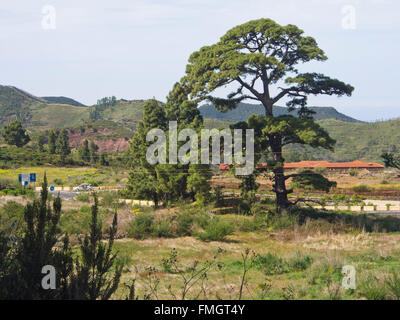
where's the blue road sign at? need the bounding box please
[19,174,29,183]
[23,181,28,186]
[29,173,36,182]
[49,186,55,191]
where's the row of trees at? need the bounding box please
[1,120,30,147]
[126,90,212,207]
[89,96,117,121]
[78,139,108,165]
[0,121,109,166]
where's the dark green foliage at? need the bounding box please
[0,201,25,237]
[55,129,71,162]
[0,145,63,167]
[253,252,313,276]
[48,130,57,154]
[0,175,73,299]
[127,213,155,239]
[176,211,195,236]
[382,152,400,170]
[78,139,90,162]
[89,141,99,164]
[99,153,109,166]
[127,96,211,207]
[1,120,30,147]
[253,253,288,275]
[72,195,122,300]
[198,217,234,242]
[89,96,117,121]
[290,170,337,192]
[183,18,353,210]
[0,177,123,300]
[385,270,400,300]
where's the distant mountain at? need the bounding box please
[41,96,86,107]
[199,103,361,123]
[0,85,47,126]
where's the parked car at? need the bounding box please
[73,184,93,192]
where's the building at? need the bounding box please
[219,160,385,174]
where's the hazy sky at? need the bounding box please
[0,0,399,121]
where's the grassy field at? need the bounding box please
[1,183,400,300]
[0,166,128,186]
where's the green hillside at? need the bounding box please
[284,118,400,163]
[1,85,399,163]
[0,85,46,126]
[41,96,86,106]
[199,103,361,123]
[0,85,147,133]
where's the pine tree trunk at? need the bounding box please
[270,136,290,212]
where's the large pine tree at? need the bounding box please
[182,18,353,210]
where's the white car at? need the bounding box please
[73,184,93,192]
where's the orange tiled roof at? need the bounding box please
[283,160,384,169]
[219,161,384,170]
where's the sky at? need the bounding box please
[0,0,399,121]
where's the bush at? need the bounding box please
[385,270,400,300]
[176,212,194,236]
[287,252,313,272]
[238,199,251,215]
[314,167,327,175]
[76,193,90,202]
[348,168,359,177]
[351,184,374,192]
[0,188,35,198]
[253,253,289,275]
[0,201,25,236]
[267,212,299,230]
[127,213,155,239]
[239,218,260,232]
[151,220,173,238]
[99,191,120,208]
[359,275,387,300]
[198,217,234,242]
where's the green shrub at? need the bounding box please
[348,168,359,177]
[127,213,155,239]
[287,252,313,272]
[351,184,374,192]
[238,200,251,215]
[267,212,299,230]
[0,188,35,197]
[60,207,105,235]
[76,193,90,202]
[176,212,194,236]
[385,270,400,300]
[99,191,120,208]
[314,167,327,175]
[151,220,173,238]
[253,253,289,275]
[52,178,63,185]
[198,217,234,242]
[0,201,25,236]
[359,275,387,300]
